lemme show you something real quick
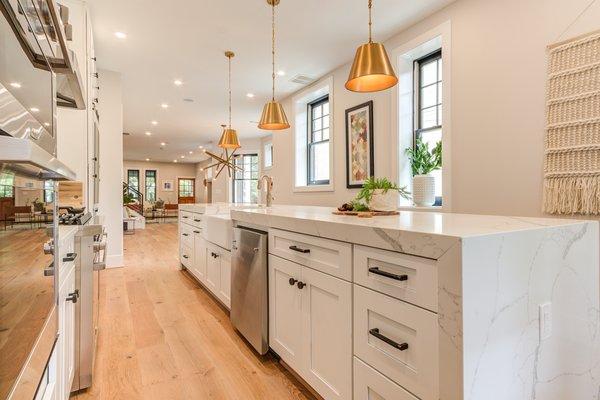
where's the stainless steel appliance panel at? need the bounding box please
[231,227,269,355]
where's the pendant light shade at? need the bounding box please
[258,0,289,131]
[345,0,397,93]
[219,51,241,149]
[259,101,289,130]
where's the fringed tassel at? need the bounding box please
[543,175,600,215]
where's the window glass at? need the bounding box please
[44,180,54,203]
[127,170,140,199]
[264,142,273,168]
[0,173,14,198]
[308,96,330,185]
[145,170,157,202]
[232,154,259,203]
[178,179,194,197]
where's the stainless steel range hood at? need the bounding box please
[0,136,76,180]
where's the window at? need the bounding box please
[264,142,273,169]
[44,180,54,203]
[127,169,140,199]
[307,95,330,185]
[145,170,157,202]
[414,50,442,202]
[0,173,14,198]
[178,179,194,198]
[232,154,259,203]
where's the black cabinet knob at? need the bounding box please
[297,281,306,289]
[66,289,79,303]
[289,278,298,286]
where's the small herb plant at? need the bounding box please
[355,177,411,204]
[405,138,442,176]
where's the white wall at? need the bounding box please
[97,69,124,267]
[122,160,196,204]
[270,0,600,217]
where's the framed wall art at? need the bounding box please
[345,100,374,188]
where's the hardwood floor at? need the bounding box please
[75,223,313,400]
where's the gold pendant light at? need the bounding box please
[219,51,241,149]
[258,0,290,130]
[345,0,398,93]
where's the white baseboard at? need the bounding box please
[106,254,124,268]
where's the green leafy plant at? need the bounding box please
[123,187,135,205]
[356,177,411,204]
[405,138,442,176]
[32,197,45,212]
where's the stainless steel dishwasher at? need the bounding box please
[231,226,269,355]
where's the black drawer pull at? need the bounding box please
[182,255,189,259]
[368,267,408,281]
[369,328,408,351]
[297,281,306,289]
[63,252,78,262]
[194,219,201,222]
[66,290,79,303]
[289,278,298,286]
[193,230,200,234]
[289,245,310,254]
[211,252,219,258]
[182,216,189,219]
[182,233,189,237]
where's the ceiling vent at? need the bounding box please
[289,74,315,85]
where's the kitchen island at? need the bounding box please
[227,206,599,400]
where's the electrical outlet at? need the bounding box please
[539,302,552,340]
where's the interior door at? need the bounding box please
[301,267,352,400]
[268,255,303,370]
[178,178,195,204]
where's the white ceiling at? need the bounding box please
[89,0,453,163]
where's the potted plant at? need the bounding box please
[32,197,45,212]
[355,177,410,211]
[405,138,442,206]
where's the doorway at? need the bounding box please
[178,178,195,204]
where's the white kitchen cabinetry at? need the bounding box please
[57,254,76,400]
[192,229,206,283]
[269,255,352,400]
[206,243,231,309]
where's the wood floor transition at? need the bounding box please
[74,222,313,400]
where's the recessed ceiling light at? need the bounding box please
[114,31,127,39]
[180,155,185,159]
[30,107,39,113]
[10,82,21,88]
[173,159,178,163]
[277,70,286,76]
[246,93,255,98]
[160,142,167,146]
[173,79,183,86]
[145,158,150,161]
[161,103,169,109]
[151,120,158,125]
[198,145,204,149]
[145,131,152,136]
[200,168,204,171]
[189,151,193,154]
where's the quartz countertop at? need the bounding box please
[180,202,264,215]
[230,205,594,259]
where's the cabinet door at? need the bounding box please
[193,230,206,283]
[58,264,76,400]
[217,250,231,309]
[205,244,219,294]
[268,255,303,371]
[300,267,352,400]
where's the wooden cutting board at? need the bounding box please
[332,210,400,218]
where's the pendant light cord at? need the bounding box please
[228,54,232,128]
[368,0,372,43]
[271,1,276,101]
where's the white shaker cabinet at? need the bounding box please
[269,255,352,400]
[217,249,231,308]
[57,260,76,400]
[192,229,206,283]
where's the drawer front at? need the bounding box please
[354,285,438,400]
[354,357,419,400]
[354,245,438,312]
[180,224,194,248]
[269,228,352,281]
[179,210,193,225]
[189,213,203,229]
[180,244,193,269]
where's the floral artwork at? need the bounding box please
[345,101,374,188]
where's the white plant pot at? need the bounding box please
[369,189,398,212]
[412,174,436,207]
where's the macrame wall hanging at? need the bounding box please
[544,30,600,215]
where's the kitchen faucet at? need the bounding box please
[258,175,274,207]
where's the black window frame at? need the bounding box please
[307,94,330,186]
[231,153,259,204]
[127,169,140,199]
[145,170,157,202]
[414,49,442,143]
